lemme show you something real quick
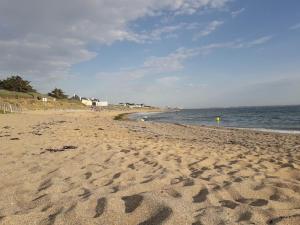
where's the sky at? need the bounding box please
[0,0,300,108]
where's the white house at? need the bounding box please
[120,103,145,108]
[42,97,48,102]
[92,99,108,107]
[98,101,108,107]
[127,103,144,108]
[81,98,93,106]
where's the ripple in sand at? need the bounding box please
[37,179,52,192]
[65,203,77,214]
[78,188,91,200]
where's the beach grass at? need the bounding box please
[0,95,86,111]
[0,89,49,99]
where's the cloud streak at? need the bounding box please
[96,35,274,81]
[246,35,273,47]
[231,8,245,18]
[193,20,224,40]
[290,23,300,30]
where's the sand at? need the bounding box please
[0,110,300,225]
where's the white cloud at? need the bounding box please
[130,23,186,43]
[0,0,229,80]
[143,48,198,72]
[290,23,300,30]
[0,37,96,78]
[96,47,199,80]
[231,8,245,18]
[193,20,224,40]
[246,35,273,47]
[96,35,274,81]
[174,0,230,15]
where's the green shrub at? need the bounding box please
[0,76,36,93]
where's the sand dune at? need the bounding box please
[0,110,300,225]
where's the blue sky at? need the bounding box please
[0,0,300,108]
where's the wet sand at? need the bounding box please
[0,110,300,225]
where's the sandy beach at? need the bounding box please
[0,110,300,225]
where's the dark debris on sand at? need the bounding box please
[45,145,78,153]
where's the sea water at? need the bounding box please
[130,105,300,133]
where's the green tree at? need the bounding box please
[0,75,36,93]
[48,88,68,99]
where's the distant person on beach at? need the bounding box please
[216,116,221,125]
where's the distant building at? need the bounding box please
[92,100,108,107]
[78,96,109,107]
[119,103,144,108]
[81,98,93,106]
[42,97,48,102]
[99,101,108,107]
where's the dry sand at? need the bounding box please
[0,110,300,225]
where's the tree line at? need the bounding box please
[0,75,70,99]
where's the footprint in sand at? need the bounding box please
[39,207,64,225]
[122,194,144,213]
[113,172,121,179]
[128,163,135,169]
[269,192,281,201]
[191,221,203,225]
[41,204,53,212]
[166,189,182,198]
[111,186,119,193]
[237,211,252,222]
[138,206,172,225]
[193,188,209,203]
[267,214,300,224]
[183,178,194,186]
[219,200,239,209]
[84,172,92,179]
[94,197,107,218]
[249,199,268,207]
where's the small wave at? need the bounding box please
[238,127,300,134]
[128,111,164,120]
